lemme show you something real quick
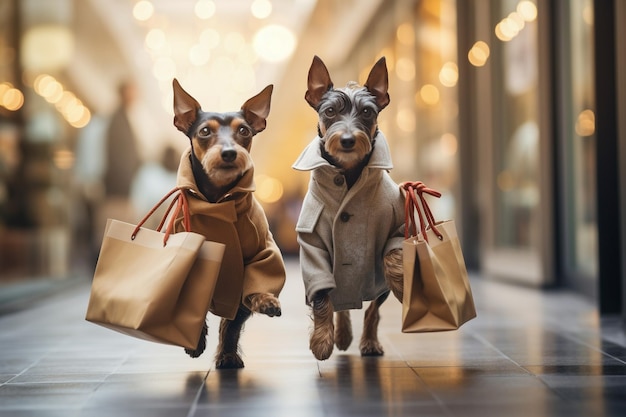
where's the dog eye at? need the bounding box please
[238,126,251,137]
[199,127,210,137]
[324,107,336,118]
[362,108,374,119]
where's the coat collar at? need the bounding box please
[292,131,394,172]
[176,147,256,204]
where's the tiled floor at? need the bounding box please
[1,258,626,416]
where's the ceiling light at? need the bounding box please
[133,1,154,21]
[22,25,74,72]
[253,25,296,63]
[251,0,272,19]
[195,0,216,20]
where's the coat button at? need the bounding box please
[339,212,351,223]
[333,175,345,186]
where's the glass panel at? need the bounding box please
[0,0,26,280]
[412,0,459,220]
[563,0,597,277]
[492,0,540,251]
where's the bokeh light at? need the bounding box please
[32,74,91,128]
[256,174,284,203]
[395,57,415,81]
[517,1,538,22]
[195,0,216,19]
[420,84,440,106]
[133,1,154,21]
[439,62,459,87]
[251,0,272,19]
[253,25,296,62]
[0,83,24,111]
[468,41,490,67]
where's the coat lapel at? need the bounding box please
[292,132,394,172]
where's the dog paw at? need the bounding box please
[359,339,384,357]
[184,323,208,358]
[310,292,334,360]
[310,330,334,360]
[334,311,352,351]
[248,293,282,317]
[215,352,245,369]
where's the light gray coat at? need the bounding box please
[293,133,405,311]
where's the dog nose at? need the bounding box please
[221,149,237,162]
[340,134,355,149]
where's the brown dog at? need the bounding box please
[293,56,405,360]
[172,79,286,369]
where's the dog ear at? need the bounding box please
[241,84,273,133]
[305,55,333,109]
[172,79,201,134]
[364,57,390,110]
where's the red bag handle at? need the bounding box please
[131,187,192,246]
[156,190,192,234]
[401,181,442,242]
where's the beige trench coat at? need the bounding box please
[293,133,405,311]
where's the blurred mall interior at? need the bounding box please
[0,0,625,322]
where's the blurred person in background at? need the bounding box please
[103,81,142,209]
[93,81,142,247]
[130,144,179,229]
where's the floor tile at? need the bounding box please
[0,375,16,384]
[1,259,626,416]
[524,364,626,376]
[0,382,100,409]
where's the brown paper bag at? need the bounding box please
[86,189,225,349]
[401,181,476,333]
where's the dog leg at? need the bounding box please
[310,291,334,360]
[215,307,251,369]
[247,293,282,317]
[334,310,352,351]
[359,292,389,356]
[383,248,404,302]
[184,321,208,358]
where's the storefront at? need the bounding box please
[0,1,77,282]
[460,0,624,317]
[0,0,123,302]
